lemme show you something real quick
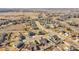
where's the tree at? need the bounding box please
[28,31,35,36]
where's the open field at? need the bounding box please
[0,8,79,51]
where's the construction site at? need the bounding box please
[0,8,79,51]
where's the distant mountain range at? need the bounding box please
[0,8,79,12]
